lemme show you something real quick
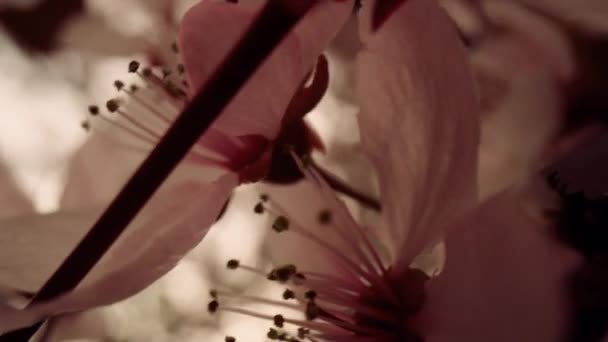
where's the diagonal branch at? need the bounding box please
[0,1,319,340]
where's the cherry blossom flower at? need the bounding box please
[0,0,353,333]
[201,1,581,341]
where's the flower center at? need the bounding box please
[208,155,428,341]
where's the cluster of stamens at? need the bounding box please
[207,154,427,341]
[80,42,252,170]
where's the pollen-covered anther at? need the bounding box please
[272,216,290,233]
[282,289,295,300]
[273,314,285,328]
[267,264,297,283]
[207,300,219,313]
[128,60,140,73]
[88,105,99,116]
[105,99,120,113]
[304,290,317,301]
[226,259,240,270]
[113,80,125,91]
[267,328,279,340]
[254,202,265,214]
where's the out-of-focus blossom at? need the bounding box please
[441,0,578,200]
[0,0,352,333]
[201,1,580,341]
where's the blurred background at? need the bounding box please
[0,0,607,341]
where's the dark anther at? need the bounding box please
[105,99,119,113]
[304,290,317,300]
[162,68,172,79]
[129,84,139,93]
[225,336,236,342]
[267,328,279,340]
[207,300,219,313]
[282,289,295,300]
[171,42,179,53]
[297,327,309,338]
[254,202,265,214]
[260,193,269,202]
[226,259,240,269]
[87,105,99,116]
[81,121,90,131]
[273,314,285,328]
[318,209,332,225]
[268,264,297,283]
[272,216,290,233]
[128,60,140,73]
[142,67,152,78]
[177,64,186,75]
[209,289,218,299]
[113,80,125,91]
[305,301,319,320]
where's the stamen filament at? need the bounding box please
[123,89,174,124]
[311,160,381,212]
[220,307,349,335]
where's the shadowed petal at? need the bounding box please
[178,0,352,139]
[356,0,479,264]
[422,191,581,342]
[0,173,237,332]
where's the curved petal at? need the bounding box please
[356,0,480,264]
[422,191,581,342]
[178,0,352,139]
[0,173,237,333]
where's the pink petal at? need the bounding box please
[0,173,237,332]
[178,0,352,140]
[0,162,32,217]
[421,191,581,341]
[356,0,480,265]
